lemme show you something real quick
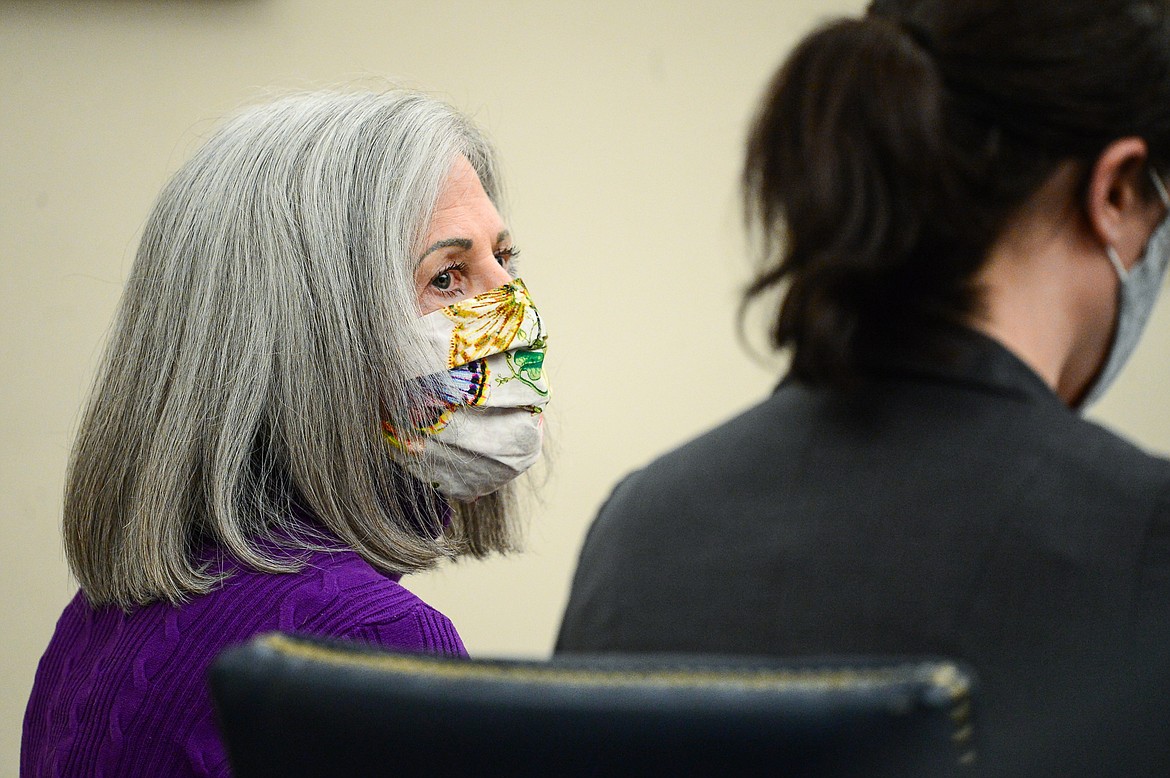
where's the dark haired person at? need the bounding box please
[557,1,1170,772]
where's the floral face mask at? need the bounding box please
[384,278,549,502]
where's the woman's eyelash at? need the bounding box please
[496,246,521,260]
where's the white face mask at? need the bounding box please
[1080,172,1170,409]
[383,278,549,502]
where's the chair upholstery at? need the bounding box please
[210,633,977,777]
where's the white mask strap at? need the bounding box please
[1151,170,1170,208]
[1105,245,1128,279]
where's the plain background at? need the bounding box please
[5,1,1170,772]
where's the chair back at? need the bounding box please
[210,633,977,777]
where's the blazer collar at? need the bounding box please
[863,326,1063,405]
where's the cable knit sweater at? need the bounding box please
[21,538,465,777]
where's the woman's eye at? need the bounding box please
[426,262,466,298]
[495,246,521,267]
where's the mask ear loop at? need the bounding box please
[1105,170,1170,279]
[1105,245,1128,279]
[1151,169,1170,209]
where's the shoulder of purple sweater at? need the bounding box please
[198,545,467,656]
[22,548,465,778]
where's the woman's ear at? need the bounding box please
[1085,137,1153,270]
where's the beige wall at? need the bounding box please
[5,0,1170,771]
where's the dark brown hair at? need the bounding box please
[744,0,1170,385]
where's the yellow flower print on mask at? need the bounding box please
[441,279,541,369]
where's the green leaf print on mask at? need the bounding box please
[501,348,549,396]
[515,350,544,380]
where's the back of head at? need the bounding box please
[65,89,512,608]
[744,0,1170,385]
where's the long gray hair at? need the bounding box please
[65,90,518,608]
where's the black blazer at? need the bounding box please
[557,329,1170,775]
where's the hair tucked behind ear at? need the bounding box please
[744,0,1170,386]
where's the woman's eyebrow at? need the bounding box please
[418,237,472,263]
[417,230,510,265]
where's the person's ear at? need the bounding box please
[1085,137,1152,270]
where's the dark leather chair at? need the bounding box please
[210,632,977,777]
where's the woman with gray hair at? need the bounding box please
[22,89,549,777]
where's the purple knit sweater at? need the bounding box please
[21,539,466,777]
